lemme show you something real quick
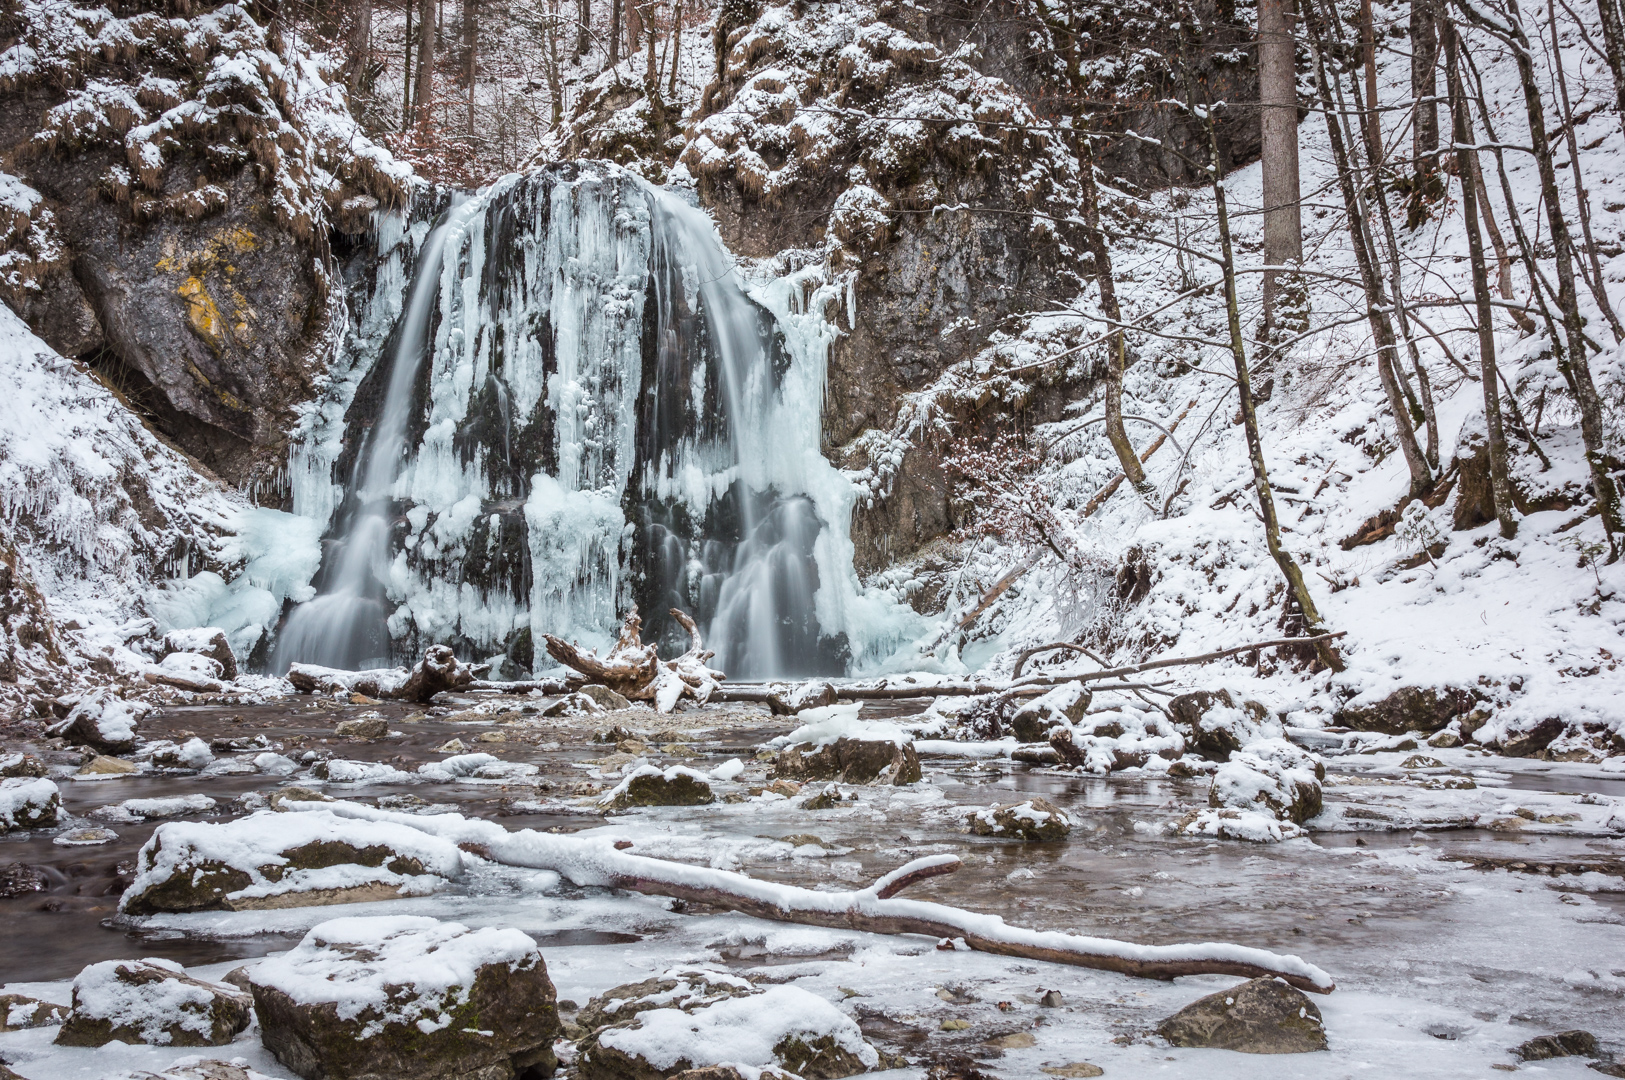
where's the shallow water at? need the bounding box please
[3,694,1623,1075]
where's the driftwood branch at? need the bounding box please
[1012,642,1108,679]
[543,607,724,712]
[298,802,1336,993]
[1065,633,1348,684]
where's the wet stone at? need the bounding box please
[1155,977,1328,1054]
[333,715,388,739]
[1516,1030,1598,1061]
[966,797,1072,842]
[774,737,922,786]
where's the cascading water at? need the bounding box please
[279,165,919,678]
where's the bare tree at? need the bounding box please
[1258,0,1303,326]
[414,0,436,128]
[1411,0,1442,194]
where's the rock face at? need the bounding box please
[120,809,464,915]
[0,777,59,831]
[1333,686,1480,735]
[1515,1030,1597,1061]
[607,766,716,809]
[966,798,1072,842]
[1156,977,1328,1054]
[575,980,876,1080]
[249,915,559,1080]
[774,739,922,787]
[47,689,148,753]
[55,959,251,1047]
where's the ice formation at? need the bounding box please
[281,165,922,678]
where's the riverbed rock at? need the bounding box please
[1516,1029,1598,1060]
[47,690,148,753]
[0,777,60,831]
[0,863,48,899]
[576,969,757,1034]
[1009,683,1091,742]
[1333,686,1479,735]
[78,754,139,776]
[774,738,922,786]
[0,753,46,778]
[966,797,1072,842]
[396,645,477,703]
[576,982,877,1080]
[249,915,559,1080]
[119,809,464,915]
[578,684,633,710]
[1170,690,1274,760]
[0,992,68,1029]
[161,628,239,681]
[149,738,216,771]
[1155,977,1328,1054]
[333,715,388,739]
[55,959,251,1047]
[1500,717,1567,758]
[1208,740,1324,825]
[606,766,715,809]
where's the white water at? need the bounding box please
[274,196,476,671]
[278,167,922,677]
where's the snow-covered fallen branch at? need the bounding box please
[544,608,723,713]
[279,801,1335,993]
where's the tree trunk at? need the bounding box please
[414,0,435,129]
[1593,0,1625,137]
[462,0,476,136]
[668,1,682,97]
[1259,0,1304,326]
[1190,68,1343,673]
[1411,0,1441,179]
[627,0,641,54]
[346,0,373,97]
[1444,21,1518,538]
[1468,147,1517,302]
[1548,0,1624,341]
[546,0,564,126]
[1460,0,1624,554]
[1079,138,1147,489]
[1360,0,1383,165]
[575,0,589,58]
[403,0,413,123]
[609,0,620,66]
[1306,1,1434,497]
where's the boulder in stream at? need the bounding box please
[1332,685,1479,735]
[55,959,251,1047]
[576,981,876,1080]
[605,765,715,809]
[1009,683,1090,742]
[249,915,559,1080]
[1155,976,1328,1054]
[0,992,68,1029]
[119,808,463,915]
[966,797,1072,842]
[0,777,59,831]
[161,627,239,681]
[1515,1029,1598,1061]
[1208,738,1324,824]
[47,690,148,753]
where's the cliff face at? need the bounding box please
[0,0,411,491]
[541,0,1260,581]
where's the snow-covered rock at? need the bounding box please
[1207,739,1325,825]
[575,968,757,1034]
[161,627,238,681]
[0,752,45,777]
[1049,708,1185,774]
[119,809,463,915]
[0,992,67,1030]
[146,652,227,692]
[417,753,539,783]
[577,982,877,1080]
[603,765,715,809]
[91,793,217,824]
[967,797,1072,842]
[54,959,251,1047]
[48,690,148,753]
[248,916,559,1080]
[770,706,922,786]
[147,738,215,771]
[0,776,59,831]
[1009,682,1091,742]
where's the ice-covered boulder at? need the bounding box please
[55,959,251,1047]
[1207,739,1324,825]
[1009,683,1091,742]
[1156,976,1327,1054]
[1169,690,1275,760]
[161,627,238,681]
[603,765,715,809]
[91,793,216,824]
[248,915,559,1080]
[146,652,229,692]
[119,809,463,915]
[417,753,539,783]
[0,776,59,831]
[768,705,921,786]
[966,797,1072,842]
[48,689,148,753]
[576,982,876,1080]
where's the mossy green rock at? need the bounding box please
[774,738,921,786]
[1156,977,1327,1054]
[121,838,430,916]
[612,773,714,809]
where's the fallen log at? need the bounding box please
[464,678,571,695]
[291,800,1336,993]
[708,680,1171,711]
[287,645,479,703]
[544,607,724,713]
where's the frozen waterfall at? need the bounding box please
[279,165,918,679]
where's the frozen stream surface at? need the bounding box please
[2,693,1622,1079]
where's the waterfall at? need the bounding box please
[279,165,919,678]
